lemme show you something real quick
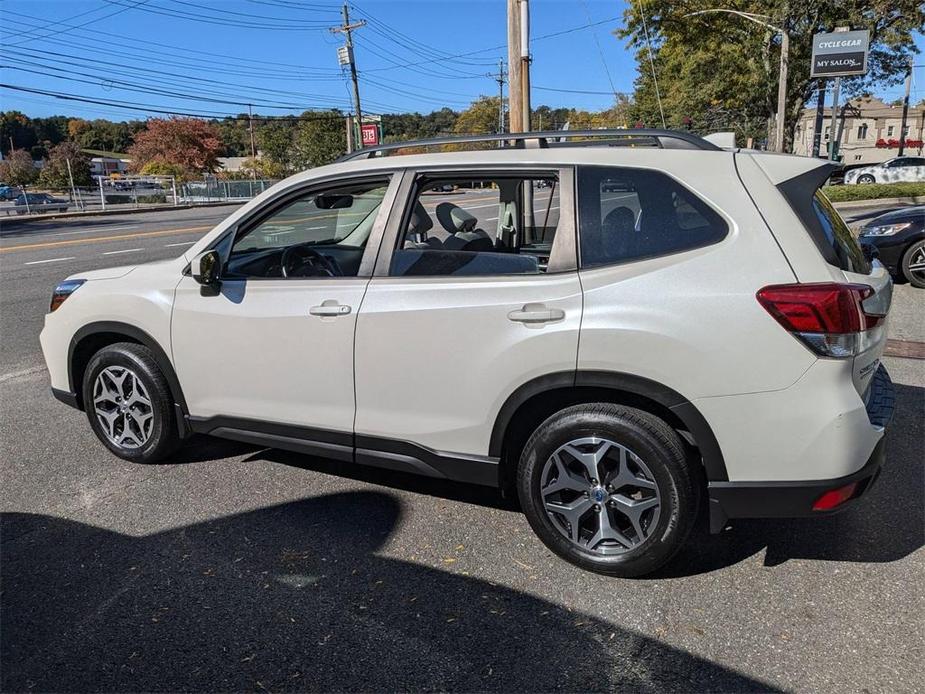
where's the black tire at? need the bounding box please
[517,403,698,577]
[857,174,876,184]
[901,240,925,289]
[82,342,181,463]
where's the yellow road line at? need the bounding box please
[0,225,212,254]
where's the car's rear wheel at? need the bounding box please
[517,403,698,577]
[82,342,181,463]
[857,174,876,184]
[901,240,925,289]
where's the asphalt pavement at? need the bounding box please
[1,200,923,692]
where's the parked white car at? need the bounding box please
[40,130,895,577]
[844,155,925,184]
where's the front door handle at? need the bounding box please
[309,300,352,317]
[507,303,565,324]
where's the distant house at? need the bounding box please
[792,96,924,164]
[83,149,132,177]
[218,156,252,172]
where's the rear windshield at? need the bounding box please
[811,190,870,274]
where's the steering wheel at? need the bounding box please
[280,244,342,278]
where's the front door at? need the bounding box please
[354,167,582,469]
[172,174,398,435]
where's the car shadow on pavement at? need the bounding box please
[0,493,775,693]
[159,382,923,580]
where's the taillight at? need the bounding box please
[756,283,885,358]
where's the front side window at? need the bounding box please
[577,166,728,269]
[226,178,390,278]
[390,174,559,277]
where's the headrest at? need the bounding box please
[408,201,433,235]
[603,206,635,233]
[436,202,477,233]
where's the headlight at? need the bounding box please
[860,222,911,237]
[49,279,85,312]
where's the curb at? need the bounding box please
[832,196,925,209]
[3,201,244,223]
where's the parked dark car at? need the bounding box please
[858,205,925,288]
[14,193,70,214]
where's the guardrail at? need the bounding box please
[2,178,279,217]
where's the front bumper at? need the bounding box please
[707,365,895,533]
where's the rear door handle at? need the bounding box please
[507,303,565,324]
[309,300,352,317]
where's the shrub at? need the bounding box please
[823,182,925,202]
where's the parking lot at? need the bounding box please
[1,203,923,691]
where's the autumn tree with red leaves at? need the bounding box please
[128,117,223,179]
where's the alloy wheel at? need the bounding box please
[92,366,154,449]
[540,437,661,555]
[908,245,925,283]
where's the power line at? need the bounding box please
[5,0,150,47]
[101,0,332,30]
[0,84,366,121]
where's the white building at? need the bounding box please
[792,96,924,164]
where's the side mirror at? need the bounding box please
[192,250,222,286]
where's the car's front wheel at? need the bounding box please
[82,342,181,463]
[857,174,876,184]
[901,239,925,289]
[517,403,698,577]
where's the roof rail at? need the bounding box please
[338,128,722,162]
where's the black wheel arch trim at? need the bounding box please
[68,321,190,436]
[489,370,728,482]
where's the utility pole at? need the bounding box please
[331,4,366,149]
[507,0,523,133]
[247,103,257,179]
[774,28,789,152]
[493,58,507,141]
[898,55,913,156]
[520,0,531,134]
[811,81,826,157]
[828,77,841,160]
[827,26,850,161]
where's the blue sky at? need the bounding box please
[1,0,922,122]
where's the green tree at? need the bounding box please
[0,112,37,157]
[0,148,38,186]
[619,0,925,149]
[38,141,91,190]
[258,118,295,169]
[291,110,346,170]
[454,96,503,136]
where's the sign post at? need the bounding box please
[811,28,869,161]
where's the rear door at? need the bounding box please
[353,166,582,470]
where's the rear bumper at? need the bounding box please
[707,365,895,533]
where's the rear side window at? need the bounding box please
[810,190,869,274]
[577,166,728,268]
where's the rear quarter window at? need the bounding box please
[577,166,728,268]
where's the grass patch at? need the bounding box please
[824,181,925,202]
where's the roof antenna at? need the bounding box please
[636,0,666,128]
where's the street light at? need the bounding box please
[683,9,789,153]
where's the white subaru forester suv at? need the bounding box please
[40,130,895,577]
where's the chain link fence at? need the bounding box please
[1,176,279,218]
